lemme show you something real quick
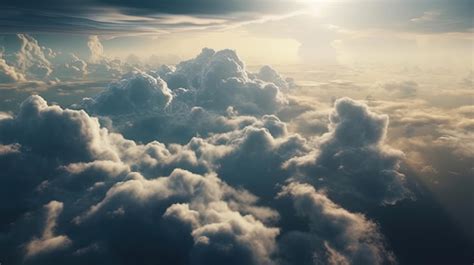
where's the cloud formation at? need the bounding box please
[88,36,104,63]
[0,34,140,84]
[82,72,173,115]
[287,97,412,205]
[25,201,72,258]
[378,80,418,98]
[0,49,418,265]
[78,48,292,145]
[0,0,305,34]
[278,183,395,265]
[0,56,25,83]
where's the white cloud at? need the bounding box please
[0,57,25,83]
[411,11,441,23]
[25,201,72,257]
[87,35,105,63]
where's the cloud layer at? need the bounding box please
[0,48,418,265]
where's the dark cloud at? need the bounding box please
[0,95,282,264]
[278,183,395,265]
[286,97,412,206]
[0,0,302,34]
[0,90,403,265]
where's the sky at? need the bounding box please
[0,1,473,265]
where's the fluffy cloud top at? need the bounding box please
[0,48,417,265]
[88,35,105,64]
[0,56,25,83]
[0,92,404,264]
[0,34,53,83]
[0,34,136,84]
[159,48,289,115]
[278,183,395,265]
[25,201,72,257]
[82,72,173,115]
[287,97,412,205]
[14,34,53,80]
[77,48,292,145]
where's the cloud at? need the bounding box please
[0,57,25,83]
[378,80,418,98]
[0,143,20,155]
[0,95,118,162]
[87,36,104,63]
[255,65,294,90]
[13,34,53,80]
[25,201,72,258]
[77,48,292,145]
[165,201,279,265]
[411,11,441,22]
[278,183,395,265]
[0,89,407,265]
[286,97,412,205]
[0,34,54,83]
[0,48,431,264]
[0,34,140,83]
[0,0,305,34]
[165,48,289,114]
[82,72,173,115]
[211,125,308,198]
[52,53,88,80]
[0,95,283,264]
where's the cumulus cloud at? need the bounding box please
[25,201,72,258]
[52,53,88,80]
[0,34,55,83]
[159,48,289,115]
[0,47,425,265]
[165,201,279,265]
[0,56,25,83]
[87,35,104,64]
[0,95,118,162]
[0,143,20,155]
[255,65,294,90]
[0,95,283,264]
[287,97,412,205]
[278,183,395,265]
[13,34,53,80]
[82,72,173,115]
[76,48,293,145]
[0,34,136,84]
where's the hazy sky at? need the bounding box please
[1,0,472,66]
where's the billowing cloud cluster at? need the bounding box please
[0,34,137,85]
[0,55,26,83]
[278,183,395,265]
[287,98,412,205]
[0,49,413,265]
[159,48,288,114]
[82,72,173,115]
[80,48,292,144]
[0,34,53,83]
